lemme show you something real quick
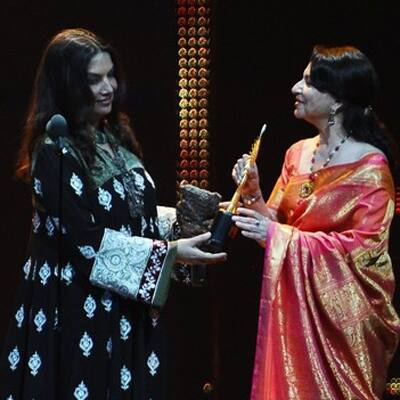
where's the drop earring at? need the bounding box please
[328,108,336,126]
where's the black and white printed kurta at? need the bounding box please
[0,136,176,399]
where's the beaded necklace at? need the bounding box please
[299,135,349,198]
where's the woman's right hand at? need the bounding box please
[175,232,227,265]
[232,154,261,197]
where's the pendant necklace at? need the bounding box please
[299,135,349,199]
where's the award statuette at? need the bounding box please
[207,123,267,252]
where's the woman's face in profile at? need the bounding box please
[87,51,118,122]
[291,63,336,125]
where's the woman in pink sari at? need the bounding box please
[232,46,400,399]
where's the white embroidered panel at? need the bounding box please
[89,228,153,299]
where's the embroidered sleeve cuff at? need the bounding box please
[149,240,177,307]
[89,228,177,307]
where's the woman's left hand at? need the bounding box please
[232,207,271,247]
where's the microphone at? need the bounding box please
[46,114,68,150]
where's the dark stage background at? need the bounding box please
[1,1,400,399]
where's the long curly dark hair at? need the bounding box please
[16,28,142,181]
[309,45,399,177]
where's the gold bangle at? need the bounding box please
[242,192,262,206]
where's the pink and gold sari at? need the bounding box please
[251,139,400,400]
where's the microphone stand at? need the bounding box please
[53,133,66,324]
[47,118,67,397]
[45,115,68,286]
[54,135,65,400]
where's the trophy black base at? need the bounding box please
[206,210,235,253]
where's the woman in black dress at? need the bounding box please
[0,28,225,399]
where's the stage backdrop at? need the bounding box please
[0,1,399,399]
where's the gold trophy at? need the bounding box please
[207,123,266,252]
